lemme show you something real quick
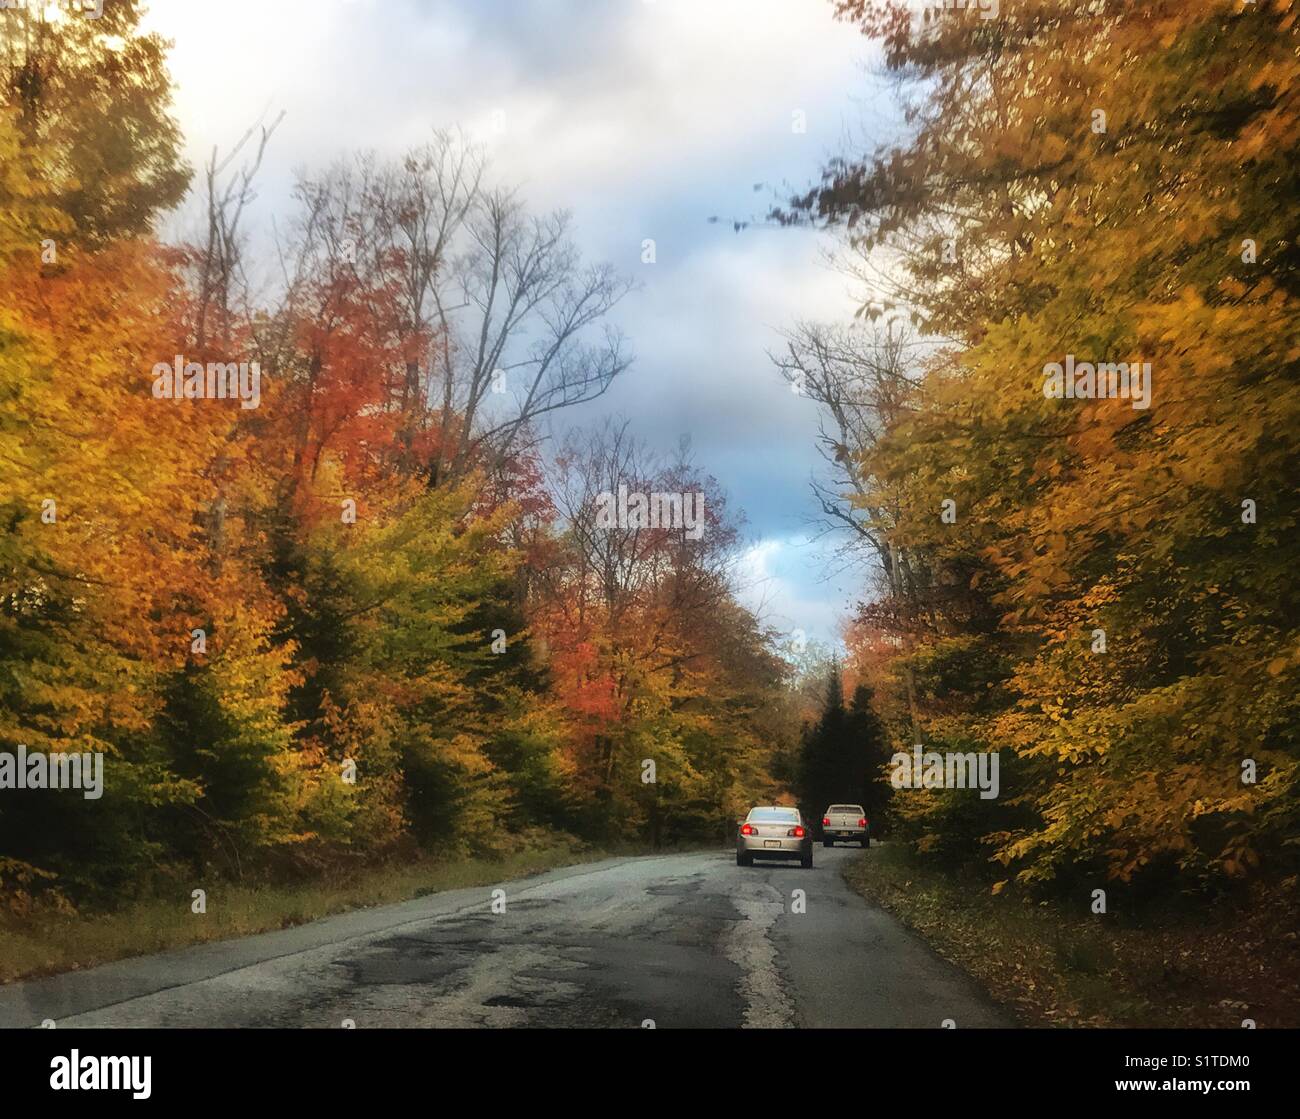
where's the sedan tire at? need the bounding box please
[801,853,813,869]
[737,851,753,867]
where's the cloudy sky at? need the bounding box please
[141,0,898,647]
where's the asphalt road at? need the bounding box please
[1,846,1011,1029]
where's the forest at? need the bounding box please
[0,3,807,914]
[781,0,1299,907]
[2,0,1297,941]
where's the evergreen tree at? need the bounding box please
[845,684,891,832]
[795,663,849,817]
[795,669,892,832]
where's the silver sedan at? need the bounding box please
[736,806,813,868]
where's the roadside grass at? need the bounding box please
[842,842,1300,1028]
[0,839,627,985]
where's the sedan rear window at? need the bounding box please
[748,808,799,822]
[828,805,863,813]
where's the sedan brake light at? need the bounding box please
[740,823,756,835]
[858,818,868,828]
[788,826,806,838]
[822,817,830,826]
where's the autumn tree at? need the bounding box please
[0,2,210,901]
[531,420,786,842]
[791,0,1300,890]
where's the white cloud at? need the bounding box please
[141,0,874,209]
[735,536,848,649]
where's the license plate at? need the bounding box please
[764,840,781,848]
[838,831,851,836]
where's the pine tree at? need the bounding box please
[846,684,891,831]
[795,663,849,818]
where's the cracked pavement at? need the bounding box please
[0,847,1011,1029]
